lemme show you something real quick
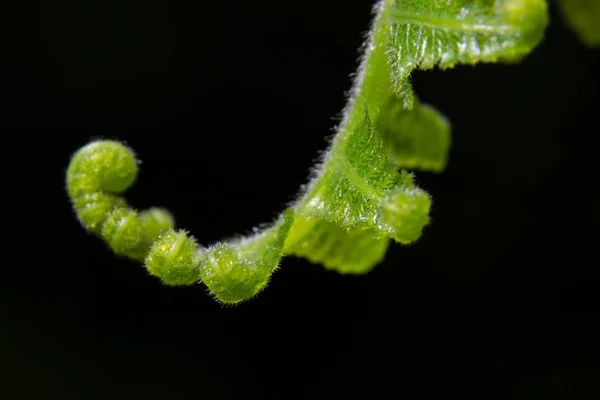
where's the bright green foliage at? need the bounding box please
[284,219,390,274]
[557,0,600,47]
[198,210,294,304]
[67,140,138,199]
[291,112,431,243]
[388,0,549,109]
[378,100,451,172]
[146,229,199,286]
[66,0,549,304]
[67,140,175,262]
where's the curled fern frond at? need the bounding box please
[67,140,176,262]
[67,140,138,199]
[66,0,549,304]
[284,219,390,274]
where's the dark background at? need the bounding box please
[3,0,600,398]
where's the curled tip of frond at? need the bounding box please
[67,140,138,199]
[198,210,295,304]
[145,229,200,286]
[67,140,177,263]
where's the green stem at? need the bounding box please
[287,0,394,244]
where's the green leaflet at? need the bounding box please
[378,98,451,172]
[67,141,176,261]
[66,140,138,199]
[293,110,430,243]
[284,108,430,273]
[388,0,549,109]
[284,219,390,274]
[65,0,549,304]
[557,0,600,47]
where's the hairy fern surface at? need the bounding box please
[388,0,548,108]
[66,0,548,304]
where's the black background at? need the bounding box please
[3,0,600,398]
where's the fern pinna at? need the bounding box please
[67,0,549,304]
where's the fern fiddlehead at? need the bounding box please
[66,0,549,304]
[67,140,176,261]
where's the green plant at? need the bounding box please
[66,0,597,304]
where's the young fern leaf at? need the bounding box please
[284,219,390,274]
[66,0,548,304]
[67,141,175,261]
[557,0,600,47]
[388,0,548,108]
[378,99,451,172]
